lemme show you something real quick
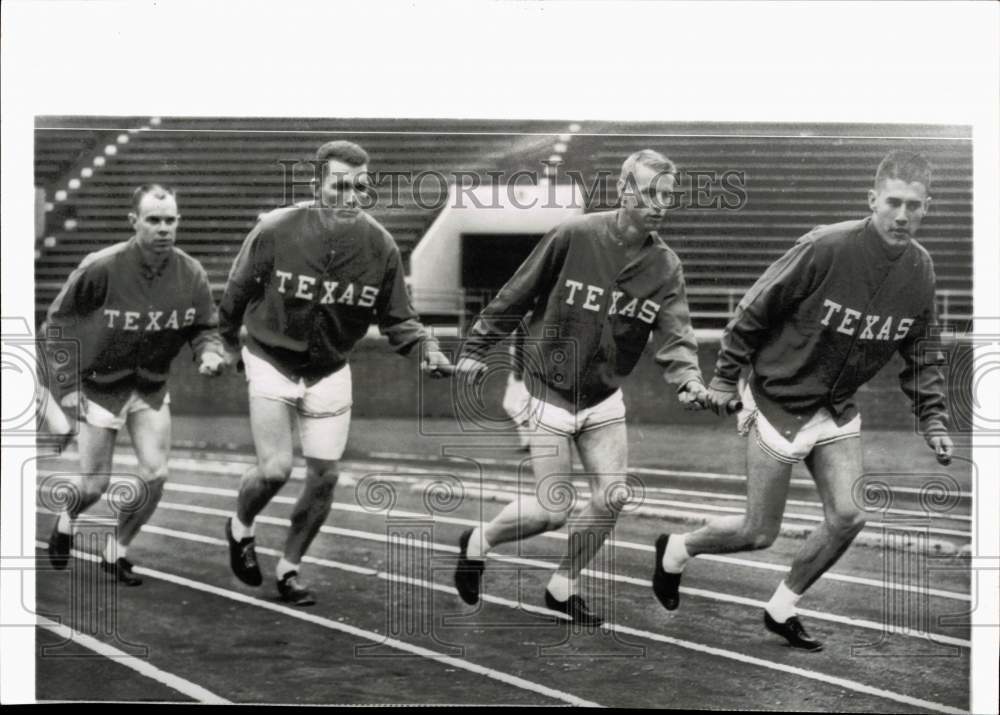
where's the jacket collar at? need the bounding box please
[128,235,174,279]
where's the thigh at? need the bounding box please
[745,422,794,523]
[528,431,576,512]
[76,420,118,474]
[576,421,628,477]
[249,395,296,465]
[805,435,863,519]
[126,397,172,474]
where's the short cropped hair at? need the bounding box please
[131,184,177,212]
[874,151,932,192]
[316,140,369,168]
[619,149,678,185]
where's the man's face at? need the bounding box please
[868,177,930,248]
[130,192,180,254]
[619,163,677,230]
[315,159,369,219]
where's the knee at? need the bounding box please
[259,455,293,483]
[80,473,111,501]
[545,508,572,531]
[140,463,169,486]
[591,483,628,518]
[740,521,780,551]
[829,508,866,537]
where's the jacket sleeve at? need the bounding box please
[40,252,110,397]
[218,220,273,351]
[187,264,226,362]
[375,245,439,356]
[460,225,569,361]
[653,261,704,389]
[710,238,818,391]
[897,278,949,435]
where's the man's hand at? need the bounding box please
[704,386,741,417]
[420,349,453,378]
[198,351,227,376]
[927,433,954,466]
[678,380,708,411]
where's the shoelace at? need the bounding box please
[240,543,258,567]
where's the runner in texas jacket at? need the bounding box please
[218,206,439,380]
[708,216,949,439]
[460,210,704,411]
[42,235,225,415]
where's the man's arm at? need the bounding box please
[218,221,272,353]
[461,226,568,362]
[897,286,951,457]
[187,265,227,375]
[376,245,441,357]
[41,253,110,401]
[710,238,818,392]
[653,261,704,390]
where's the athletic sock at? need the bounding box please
[546,572,578,602]
[104,535,127,563]
[57,512,74,535]
[465,527,490,561]
[661,533,691,573]
[276,557,298,581]
[765,580,802,623]
[230,514,254,541]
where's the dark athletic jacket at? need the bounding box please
[219,206,437,381]
[461,211,703,411]
[42,236,224,413]
[709,217,949,439]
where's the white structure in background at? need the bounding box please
[410,179,584,317]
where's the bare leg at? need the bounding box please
[785,437,865,594]
[556,422,629,579]
[684,422,792,556]
[117,400,171,546]
[283,457,339,563]
[482,432,575,547]
[70,421,118,517]
[237,397,296,525]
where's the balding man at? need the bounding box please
[44,184,227,585]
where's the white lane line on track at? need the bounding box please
[46,451,974,523]
[54,454,969,539]
[46,498,963,649]
[363,452,975,500]
[33,541,601,708]
[36,616,230,704]
[153,480,973,603]
[36,527,965,715]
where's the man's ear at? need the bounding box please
[866,189,877,212]
[128,212,138,228]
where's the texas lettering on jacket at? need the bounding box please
[103,307,198,331]
[820,298,913,341]
[562,279,661,324]
[271,269,381,307]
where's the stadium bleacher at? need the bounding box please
[33,116,567,322]
[34,118,972,328]
[560,122,972,326]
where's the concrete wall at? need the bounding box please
[169,336,973,433]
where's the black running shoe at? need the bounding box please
[764,611,824,652]
[454,528,486,605]
[101,557,143,587]
[226,518,262,586]
[544,590,603,627]
[48,522,73,570]
[652,533,683,611]
[277,571,316,607]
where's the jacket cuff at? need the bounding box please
[709,374,740,393]
[667,369,704,392]
[921,418,948,436]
